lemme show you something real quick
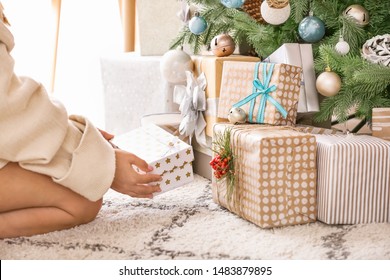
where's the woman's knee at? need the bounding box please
[67,198,103,226]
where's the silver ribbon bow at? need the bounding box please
[177,0,191,24]
[174,71,207,147]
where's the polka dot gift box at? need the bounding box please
[112,123,194,195]
[218,61,302,125]
[212,124,317,228]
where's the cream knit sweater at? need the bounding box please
[0,6,116,201]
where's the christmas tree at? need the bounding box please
[170,0,390,131]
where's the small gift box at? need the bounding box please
[315,134,390,224]
[192,55,261,137]
[218,61,302,125]
[264,43,320,113]
[372,108,390,141]
[212,123,317,228]
[112,123,194,195]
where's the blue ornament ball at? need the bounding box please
[298,16,325,43]
[220,0,245,9]
[189,15,207,35]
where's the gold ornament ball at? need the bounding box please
[344,4,370,26]
[210,34,236,57]
[316,70,342,97]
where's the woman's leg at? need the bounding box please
[0,163,103,238]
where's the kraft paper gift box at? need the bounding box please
[264,43,320,113]
[372,108,390,141]
[112,123,194,195]
[315,134,390,224]
[192,55,261,137]
[212,123,317,228]
[218,61,302,126]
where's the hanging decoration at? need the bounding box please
[188,12,208,35]
[160,49,194,84]
[344,4,370,26]
[362,34,390,67]
[298,11,325,43]
[210,34,236,57]
[220,0,245,9]
[335,36,350,55]
[316,67,342,97]
[261,0,291,25]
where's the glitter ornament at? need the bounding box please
[210,34,236,57]
[220,0,245,9]
[298,13,325,43]
[188,12,207,35]
[160,50,194,84]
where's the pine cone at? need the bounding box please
[242,0,265,24]
[362,34,390,67]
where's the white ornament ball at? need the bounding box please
[260,1,291,25]
[160,50,194,84]
[335,37,350,55]
[228,107,246,124]
[316,70,342,97]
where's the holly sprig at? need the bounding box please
[210,127,235,201]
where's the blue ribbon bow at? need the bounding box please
[232,62,288,123]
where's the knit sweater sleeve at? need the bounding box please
[0,20,116,201]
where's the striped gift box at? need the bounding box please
[316,134,390,224]
[372,108,390,141]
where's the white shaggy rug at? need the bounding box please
[1,175,390,260]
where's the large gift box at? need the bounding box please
[264,43,320,113]
[192,55,261,137]
[218,61,302,126]
[112,123,194,195]
[316,134,390,224]
[212,123,317,228]
[372,108,390,141]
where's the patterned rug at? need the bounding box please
[1,175,390,260]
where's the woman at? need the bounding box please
[0,3,162,238]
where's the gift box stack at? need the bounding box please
[211,46,389,228]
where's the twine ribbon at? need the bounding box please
[232,62,287,124]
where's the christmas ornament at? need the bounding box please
[188,12,207,35]
[362,34,390,67]
[261,0,291,25]
[220,0,245,9]
[160,49,194,84]
[335,36,350,55]
[316,67,342,97]
[344,4,370,26]
[242,0,265,24]
[227,107,246,124]
[210,34,236,57]
[298,13,325,43]
[210,128,235,199]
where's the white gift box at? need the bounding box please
[136,0,183,55]
[112,124,194,195]
[316,134,390,224]
[264,43,320,113]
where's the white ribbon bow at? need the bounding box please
[173,71,207,147]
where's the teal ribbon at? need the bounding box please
[232,62,287,123]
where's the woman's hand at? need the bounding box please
[111,149,162,199]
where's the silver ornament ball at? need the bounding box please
[316,70,342,97]
[228,107,247,124]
